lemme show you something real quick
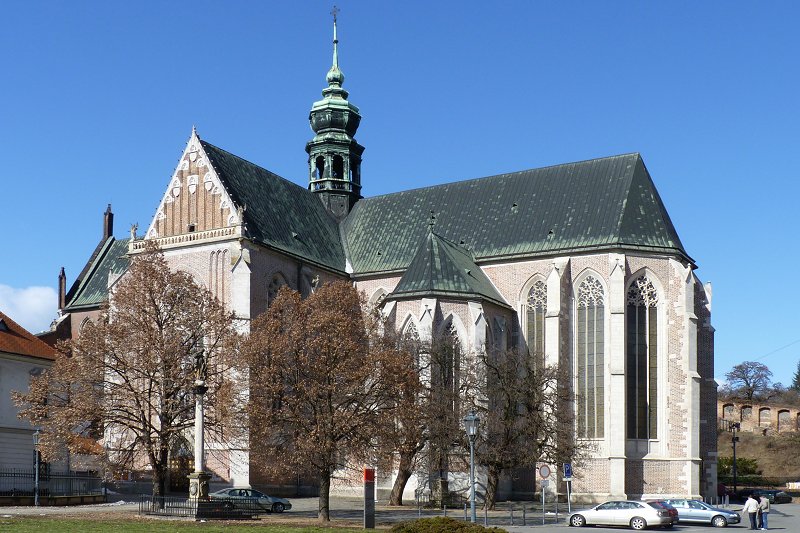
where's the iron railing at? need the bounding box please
[139,495,273,519]
[0,468,103,497]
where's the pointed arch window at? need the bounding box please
[526,280,547,365]
[576,275,604,438]
[432,321,463,419]
[626,274,659,439]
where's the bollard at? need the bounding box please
[443,504,447,517]
[484,502,488,526]
[464,503,468,521]
[510,505,514,525]
[523,505,526,525]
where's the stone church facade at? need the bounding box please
[53,18,716,501]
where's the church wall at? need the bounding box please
[65,308,102,340]
[158,242,234,303]
[479,252,710,500]
[354,275,402,305]
[697,279,717,498]
[246,244,346,321]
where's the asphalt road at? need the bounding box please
[1,497,798,531]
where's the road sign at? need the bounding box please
[563,462,573,479]
[538,464,551,478]
[540,479,549,487]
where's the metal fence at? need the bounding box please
[0,468,103,497]
[139,496,273,519]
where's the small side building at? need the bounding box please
[0,312,56,467]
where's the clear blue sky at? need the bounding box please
[1,1,798,384]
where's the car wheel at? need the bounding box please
[569,514,586,527]
[223,501,234,511]
[630,516,647,530]
[711,515,728,528]
[272,502,285,513]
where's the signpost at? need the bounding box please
[538,464,551,525]
[563,463,573,513]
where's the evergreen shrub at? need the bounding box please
[390,517,505,533]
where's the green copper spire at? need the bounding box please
[306,6,365,222]
[325,5,346,94]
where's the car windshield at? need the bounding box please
[251,490,264,497]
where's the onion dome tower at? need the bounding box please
[305,7,364,221]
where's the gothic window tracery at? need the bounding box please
[576,275,604,438]
[526,279,546,366]
[626,274,659,439]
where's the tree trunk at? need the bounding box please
[318,471,331,521]
[151,448,169,509]
[152,467,167,509]
[484,463,501,510]
[389,452,415,506]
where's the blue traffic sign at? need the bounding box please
[563,463,573,478]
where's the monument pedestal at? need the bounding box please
[189,471,213,519]
[188,471,211,499]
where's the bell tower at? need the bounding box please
[306,7,364,221]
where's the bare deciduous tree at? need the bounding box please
[476,348,584,509]
[725,361,773,401]
[15,243,242,500]
[244,281,407,521]
[371,324,427,506]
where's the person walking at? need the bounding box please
[758,493,771,530]
[742,493,759,530]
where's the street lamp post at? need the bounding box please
[730,422,740,496]
[463,411,480,523]
[32,430,40,507]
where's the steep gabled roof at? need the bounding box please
[341,153,689,275]
[387,231,510,308]
[65,238,130,311]
[0,311,57,360]
[200,141,346,272]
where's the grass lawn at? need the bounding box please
[0,517,368,532]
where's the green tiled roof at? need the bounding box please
[387,231,510,308]
[341,153,689,275]
[65,238,130,310]
[201,141,346,272]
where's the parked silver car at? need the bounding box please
[568,500,675,529]
[663,498,740,527]
[208,487,292,513]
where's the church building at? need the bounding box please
[54,16,716,501]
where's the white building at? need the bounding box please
[0,312,56,469]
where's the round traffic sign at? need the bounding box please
[538,464,551,478]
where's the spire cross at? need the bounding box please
[331,5,339,24]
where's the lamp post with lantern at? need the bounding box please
[463,411,480,523]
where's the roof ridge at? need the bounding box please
[200,140,310,195]
[66,237,116,307]
[360,152,642,201]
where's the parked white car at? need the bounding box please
[663,498,740,527]
[568,500,675,530]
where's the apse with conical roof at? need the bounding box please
[306,9,364,221]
